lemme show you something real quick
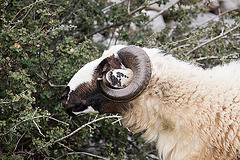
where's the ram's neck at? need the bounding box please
[122,54,210,159]
[123,54,204,130]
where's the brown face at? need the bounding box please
[60,55,132,116]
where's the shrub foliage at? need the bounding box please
[0,0,239,159]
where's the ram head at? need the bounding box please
[61,46,152,115]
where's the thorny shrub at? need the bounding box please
[0,0,239,159]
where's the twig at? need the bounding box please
[46,2,60,6]
[128,0,163,17]
[33,119,45,137]
[185,23,240,56]
[38,115,122,149]
[48,116,69,126]
[61,0,83,24]
[1,115,43,136]
[167,36,194,46]
[195,53,240,62]
[78,0,165,43]
[78,23,122,42]
[187,7,240,37]
[126,136,159,160]
[33,108,45,137]
[102,0,124,13]
[196,56,219,61]
[8,0,44,28]
[1,114,68,136]
[54,115,122,143]
[19,4,34,23]
[57,142,74,152]
[170,44,191,52]
[111,116,123,125]
[128,0,180,44]
[67,152,110,160]
[33,60,65,88]
[11,151,35,156]
[144,0,180,28]
[13,131,26,152]
[0,101,11,104]
[34,72,65,87]
[48,81,66,88]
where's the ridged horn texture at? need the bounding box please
[97,46,152,102]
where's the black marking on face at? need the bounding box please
[116,72,129,78]
[109,71,120,87]
[108,71,130,88]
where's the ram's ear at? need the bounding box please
[96,55,133,89]
[105,68,133,88]
[97,55,122,73]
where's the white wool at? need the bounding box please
[68,45,126,91]
[68,45,240,159]
[122,48,240,159]
[68,59,100,91]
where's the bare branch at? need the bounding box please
[1,115,44,136]
[48,81,66,88]
[195,53,240,62]
[48,116,69,126]
[31,109,45,137]
[128,0,180,44]
[8,0,44,28]
[33,65,65,88]
[57,142,74,152]
[185,23,240,56]
[33,119,45,137]
[61,0,83,24]
[144,0,180,28]
[78,0,167,43]
[78,23,122,42]
[187,7,240,37]
[54,115,122,143]
[67,152,110,160]
[111,116,123,125]
[128,0,163,17]
[102,1,124,13]
[170,44,191,52]
[196,56,219,61]
[12,151,35,156]
[38,115,122,150]
[13,131,27,152]
[0,101,11,104]
[1,114,68,136]
[10,5,34,30]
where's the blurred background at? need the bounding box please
[0,0,239,159]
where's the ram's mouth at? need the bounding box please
[66,106,99,116]
[66,108,77,116]
[63,102,87,116]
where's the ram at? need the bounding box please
[61,45,240,160]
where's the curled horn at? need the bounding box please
[97,46,152,102]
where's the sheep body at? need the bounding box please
[64,45,240,159]
[121,47,240,159]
